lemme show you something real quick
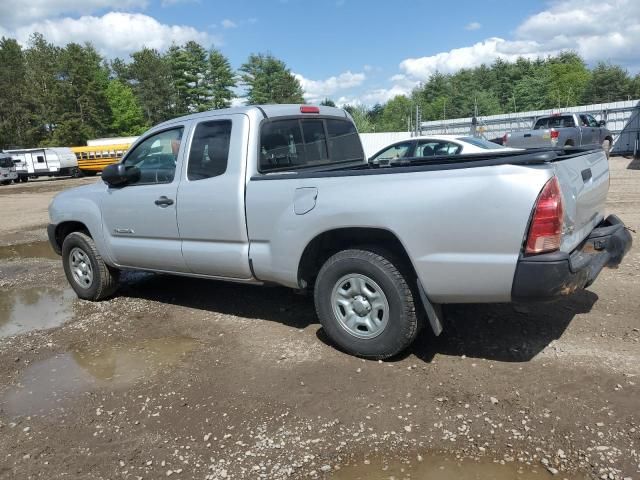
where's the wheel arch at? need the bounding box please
[297,227,417,290]
[52,220,91,253]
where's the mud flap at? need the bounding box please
[417,278,443,336]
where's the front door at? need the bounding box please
[579,115,596,146]
[101,126,189,273]
[177,114,252,279]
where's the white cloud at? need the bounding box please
[221,19,237,29]
[10,12,215,57]
[399,37,553,81]
[294,70,366,103]
[397,0,640,85]
[0,0,148,27]
[465,21,481,31]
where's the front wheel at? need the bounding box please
[314,249,419,359]
[62,231,119,300]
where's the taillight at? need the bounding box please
[550,129,559,140]
[300,106,320,114]
[525,177,564,255]
[502,133,508,146]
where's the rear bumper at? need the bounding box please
[511,215,632,301]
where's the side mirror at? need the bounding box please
[102,163,140,187]
[598,120,606,127]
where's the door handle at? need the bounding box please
[154,196,174,207]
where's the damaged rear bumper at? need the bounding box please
[511,215,632,301]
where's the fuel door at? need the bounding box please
[294,187,318,215]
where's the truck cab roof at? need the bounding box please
[153,104,351,130]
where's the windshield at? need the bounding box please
[0,157,14,168]
[457,137,505,149]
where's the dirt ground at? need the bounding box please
[0,159,638,480]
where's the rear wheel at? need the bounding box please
[314,249,418,359]
[62,231,119,300]
[602,139,611,159]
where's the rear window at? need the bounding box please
[457,137,505,149]
[534,116,575,129]
[259,118,364,172]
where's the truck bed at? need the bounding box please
[246,147,609,303]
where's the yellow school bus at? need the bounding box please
[71,144,131,175]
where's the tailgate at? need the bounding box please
[554,149,609,253]
[509,130,551,148]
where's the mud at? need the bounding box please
[0,240,58,260]
[330,454,576,479]
[2,336,197,416]
[0,159,638,480]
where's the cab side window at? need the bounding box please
[188,120,232,181]
[586,114,599,127]
[122,127,184,185]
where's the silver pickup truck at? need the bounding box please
[48,105,632,359]
[503,113,614,157]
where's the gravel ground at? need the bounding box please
[0,158,638,480]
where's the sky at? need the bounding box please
[0,0,638,106]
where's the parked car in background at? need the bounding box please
[368,134,520,165]
[48,105,631,359]
[0,153,18,185]
[502,113,613,157]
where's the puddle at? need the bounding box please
[0,240,59,260]
[2,336,197,416]
[0,287,76,338]
[330,455,573,480]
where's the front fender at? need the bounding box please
[48,186,115,266]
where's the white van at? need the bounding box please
[5,147,80,182]
[0,153,18,185]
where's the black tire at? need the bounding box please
[20,176,28,183]
[314,249,418,359]
[62,231,119,301]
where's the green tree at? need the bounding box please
[320,98,336,107]
[0,38,29,148]
[23,33,61,145]
[631,73,640,99]
[583,62,632,104]
[52,42,111,145]
[350,105,374,133]
[206,48,236,109]
[512,73,550,111]
[240,53,304,104]
[128,47,175,125]
[379,95,412,131]
[168,41,210,113]
[105,79,147,135]
[545,52,590,107]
